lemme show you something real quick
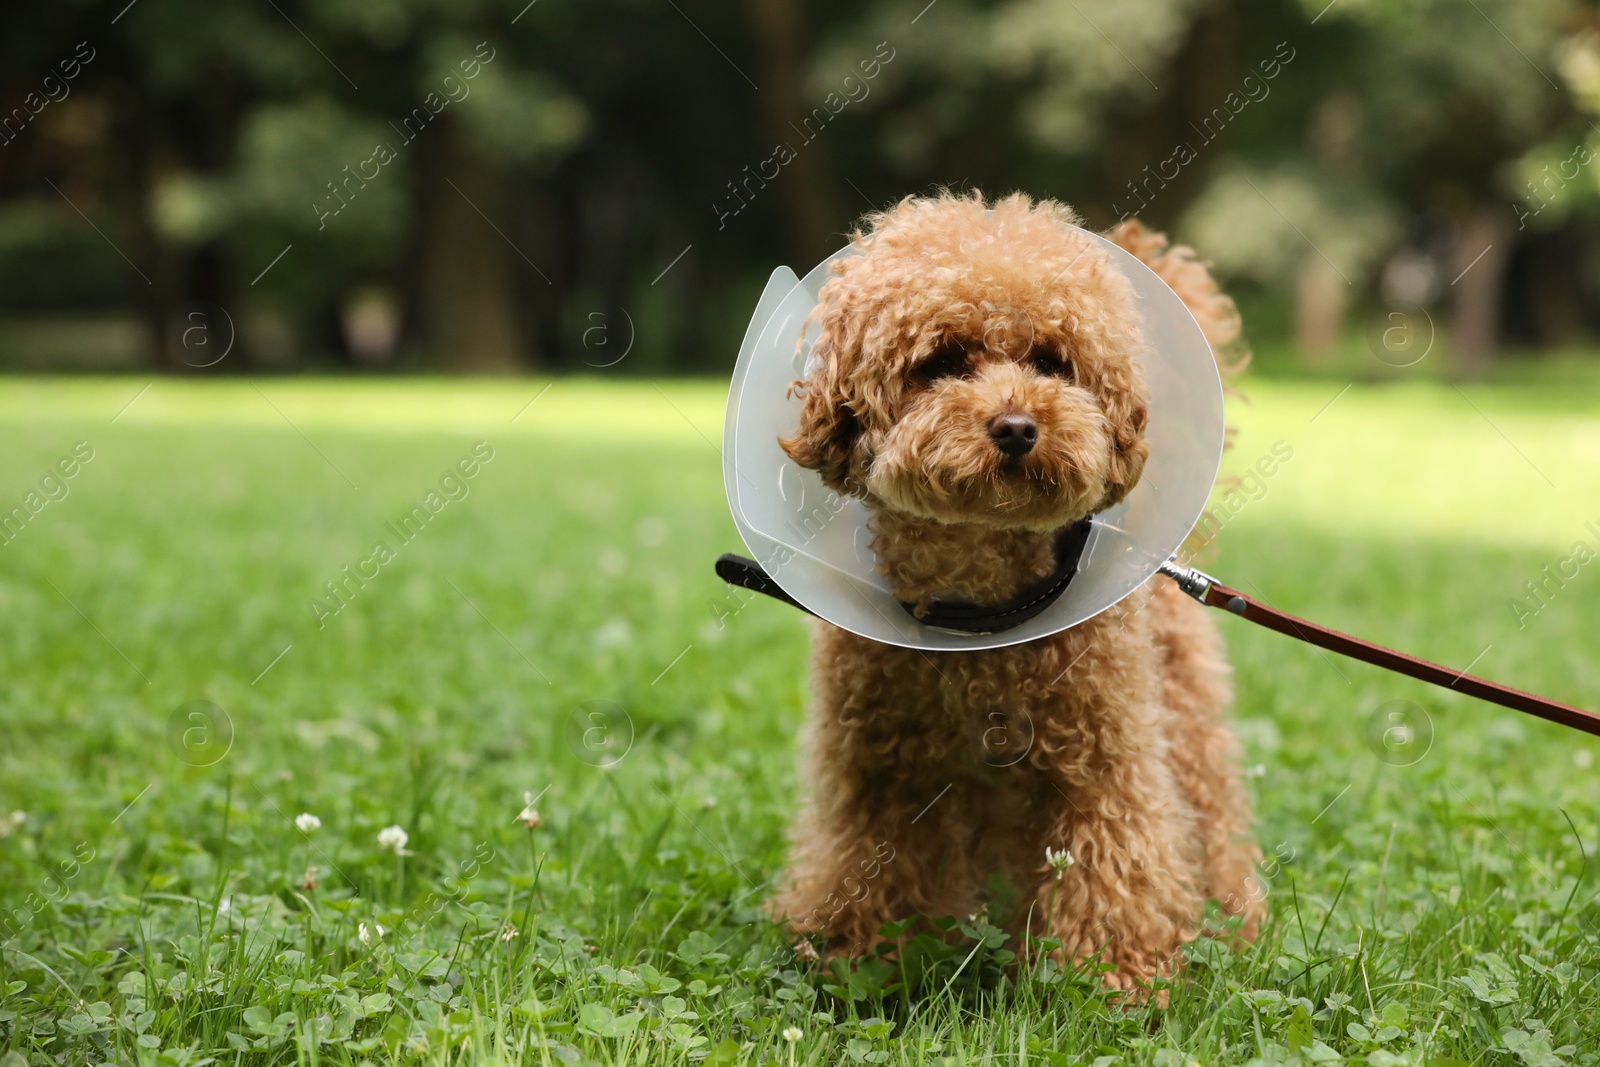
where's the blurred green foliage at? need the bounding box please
[1,0,1600,372]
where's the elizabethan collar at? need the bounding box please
[721,225,1226,651]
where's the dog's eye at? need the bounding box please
[915,341,970,383]
[1029,345,1074,381]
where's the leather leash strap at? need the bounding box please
[713,548,1600,738]
[715,553,814,615]
[1159,560,1600,739]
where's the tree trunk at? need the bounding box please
[1294,255,1346,365]
[1524,230,1582,347]
[417,123,526,372]
[1448,205,1511,375]
[746,0,835,262]
[132,168,177,370]
[116,90,176,369]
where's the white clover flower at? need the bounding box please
[516,792,543,829]
[0,811,24,838]
[500,923,519,942]
[376,825,409,853]
[1045,846,1075,876]
[1244,764,1266,780]
[782,1027,802,1042]
[359,921,385,945]
[295,812,321,834]
[701,795,718,810]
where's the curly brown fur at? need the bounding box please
[770,191,1263,996]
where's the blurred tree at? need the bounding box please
[1339,0,1578,371]
[2,0,589,370]
[796,0,1219,220]
[402,32,586,371]
[746,0,836,264]
[86,0,343,368]
[1183,161,1398,360]
[1176,0,1581,370]
[0,0,1598,372]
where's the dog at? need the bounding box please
[769,191,1263,994]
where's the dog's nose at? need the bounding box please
[988,412,1037,457]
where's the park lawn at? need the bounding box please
[0,373,1598,1065]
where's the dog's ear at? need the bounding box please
[780,335,862,494]
[1092,358,1150,512]
[1106,219,1247,376]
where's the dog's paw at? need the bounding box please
[1100,970,1169,1009]
[1098,963,1173,1008]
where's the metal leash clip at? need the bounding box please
[1156,557,1217,602]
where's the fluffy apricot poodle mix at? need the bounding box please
[770,191,1262,995]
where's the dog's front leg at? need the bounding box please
[1023,701,1205,996]
[772,753,988,957]
[771,644,995,956]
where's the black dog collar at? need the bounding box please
[715,518,1094,635]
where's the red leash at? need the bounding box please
[1159,560,1600,739]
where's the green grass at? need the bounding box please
[1,374,1599,1066]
